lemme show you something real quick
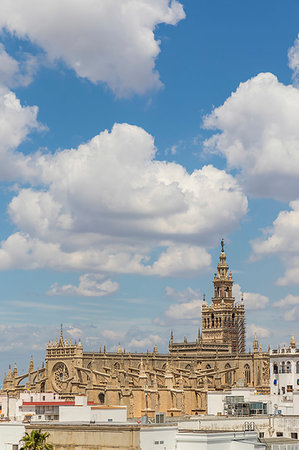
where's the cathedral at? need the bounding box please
[1,243,270,418]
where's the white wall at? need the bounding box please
[176,431,263,450]
[0,424,25,450]
[140,426,177,450]
[91,407,127,422]
[59,405,91,422]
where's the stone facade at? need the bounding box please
[1,244,270,418]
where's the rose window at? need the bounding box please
[52,362,69,391]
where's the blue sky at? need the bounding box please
[0,0,299,375]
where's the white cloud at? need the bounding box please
[251,201,299,286]
[0,44,39,88]
[204,72,299,201]
[165,299,202,320]
[283,306,299,322]
[66,326,83,339]
[0,123,247,277]
[232,283,269,310]
[247,324,270,339]
[127,334,162,349]
[164,286,202,320]
[0,87,40,181]
[273,295,299,322]
[0,0,185,97]
[274,294,299,308]
[47,273,119,297]
[288,34,299,87]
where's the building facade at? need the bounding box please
[1,244,270,418]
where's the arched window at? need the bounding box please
[206,364,211,370]
[211,313,214,328]
[114,362,120,370]
[296,362,299,374]
[273,363,278,374]
[225,363,232,385]
[281,361,286,374]
[99,393,105,404]
[286,361,292,373]
[244,364,251,384]
[232,313,235,325]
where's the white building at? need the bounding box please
[0,392,127,423]
[270,336,299,396]
[140,424,265,449]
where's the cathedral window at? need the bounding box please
[225,363,232,384]
[244,364,251,384]
[99,393,105,404]
[211,313,214,327]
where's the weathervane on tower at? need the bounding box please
[221,238,224,252]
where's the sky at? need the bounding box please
[0,0,299,375]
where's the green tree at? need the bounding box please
[20,429,53,450]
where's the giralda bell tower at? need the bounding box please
[201,240,245,353]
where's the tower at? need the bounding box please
[201,240,245,353]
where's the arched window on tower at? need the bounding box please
[225,363,232,385]
[280,361,286,374]
[211,313,214,328]
[286,361,292,373]
[244,364,251,384]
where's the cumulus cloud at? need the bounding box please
[66,326,83,339]
[47,273,119,297]
[203,73,299,201]
[0,123,247,277]
[0,44,39,88]
[283,306,299,322]
[164,286,202,320]
[0,86,41,180]
[127,334,163,349]
[251,201,299,286]
[273,295,299,322]
[0,0,185,97]
[232,283,269,310]
[274,294,299,308]
[247,324,270,339]
[288,34,299,87]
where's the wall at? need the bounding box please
[0,423,25,450]
[26,423,141,450]
[91,407,127,422]
[140,425,177,450]
[176,431,264,449]
[179,416,299,440]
